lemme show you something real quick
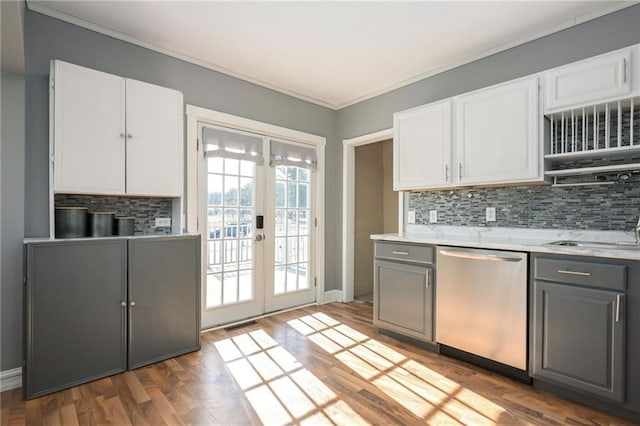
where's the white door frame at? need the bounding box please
[342,128,405,302]
[185,105,327,313]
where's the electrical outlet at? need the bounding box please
[155,217,171,227]
[407,210,416,224]
[429,210,438,223]
[486,207,496,222]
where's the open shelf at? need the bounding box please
[544,163,640,177]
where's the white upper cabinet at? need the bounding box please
[51,60,184,197]
[52,61,126,194]
[393,100,452,190]
[545,45,639,113]
[393,76,543,190]
[125,79,183,196]
[456,76,542,186]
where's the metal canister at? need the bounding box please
[55,207,88,238]
[89,212,114,237]
[115,217,135,236]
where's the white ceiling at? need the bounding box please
[28,1,635,109]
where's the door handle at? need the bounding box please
[438,249,522,262]
[255,234,265,242]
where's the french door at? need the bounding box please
[199,125,317,328]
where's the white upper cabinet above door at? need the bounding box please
[545,45,639,113]
[53,61,126,194]
[393,100,452,190]
[456,76,542,186]
[125,80,183,197]
[51,60,184,197]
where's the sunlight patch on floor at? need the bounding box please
[214,327,369,426]
[287,312,507,424]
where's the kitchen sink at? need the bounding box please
[545,240,640,250]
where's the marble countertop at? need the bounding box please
[24,233,200,244]
[371,225,640,261]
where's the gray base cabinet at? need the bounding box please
[373,242,434,342]
[128,237,200,369]
[24,235,200,399]
[24,240,127,399]
[531,255,626,403]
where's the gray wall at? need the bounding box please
[1,72,25,371]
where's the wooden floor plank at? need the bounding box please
[2,302,637,425]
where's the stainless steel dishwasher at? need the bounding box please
[436,246,528,371]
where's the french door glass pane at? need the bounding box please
[205,159,256,308]
[273,165,312,295]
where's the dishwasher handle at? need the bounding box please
[438,248,523,262]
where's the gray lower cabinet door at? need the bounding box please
[24,240,127,399]
[531,280,625,402]
[374,259,433,341]
[128,236,200,369]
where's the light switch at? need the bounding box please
[486,207,496,222]
[155,218,171,227]
[429,210,438,223]
[407,210,416,224]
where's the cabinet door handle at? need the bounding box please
[392,251,409,256]
[622,58,627,84]
[426,269,430,289]
[120,133,125,139]
[445,164,449,181]
[458,162,462,179]
[616,294,622,323]
[127,133,133,139]
[120,301,127,307]
[557,269,591,276]
[130,301,136,307]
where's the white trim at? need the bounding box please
[185,105,326,323]
[342,128,403,303]
[201,302,317,333]
[0,368,22,392]
[27,1,634,110]
[321,289,343,304]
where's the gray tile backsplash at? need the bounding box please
[408,174,640,230]
[55,194,173,235]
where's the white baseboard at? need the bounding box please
[0,367,22,392]
[322,289,343,304]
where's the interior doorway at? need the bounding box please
[353,140,397,304]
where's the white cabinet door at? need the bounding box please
[546,46,635,112]
[125,80,183,196]
[53,61,126,194]
[456,77,541,186]
[393,100,451,190]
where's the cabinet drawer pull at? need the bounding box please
[616,294,622,323]
[557,269,591,276]
[392,251,409,256]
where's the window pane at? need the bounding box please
[238,239,253,269]
[225,158,239,175]
[299,210,309,236]
[275,182,286,208]
[275,237,286,264]
[298,263,309,290]
[206,274,222,308]
[240,160,254,177]
[274,266,286,295]
[299,168,309,182]
[223,272,238,305]
[287,167,297,181]
[208,208,223,240]
[208,157,223,174]
[287,210,298,236]
[298,183,308,208]
[224,176,239,206]
[276,166,287,180]
[287,236,297,263]
[208,175,223,206]
[238,270,253,302]
[239,209,253,237]
[287,182,297,208]
[298,236,309,263]
[286,265,298,292]
[207,241,222,272]
[240,177,254,207]
[224,239,238,268]
[224,209,239,233]
[275,209,286,237]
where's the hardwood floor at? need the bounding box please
[1,302,635,425]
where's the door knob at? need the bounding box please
[255,234,265,242]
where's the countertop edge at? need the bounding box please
[24,233,201,244]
